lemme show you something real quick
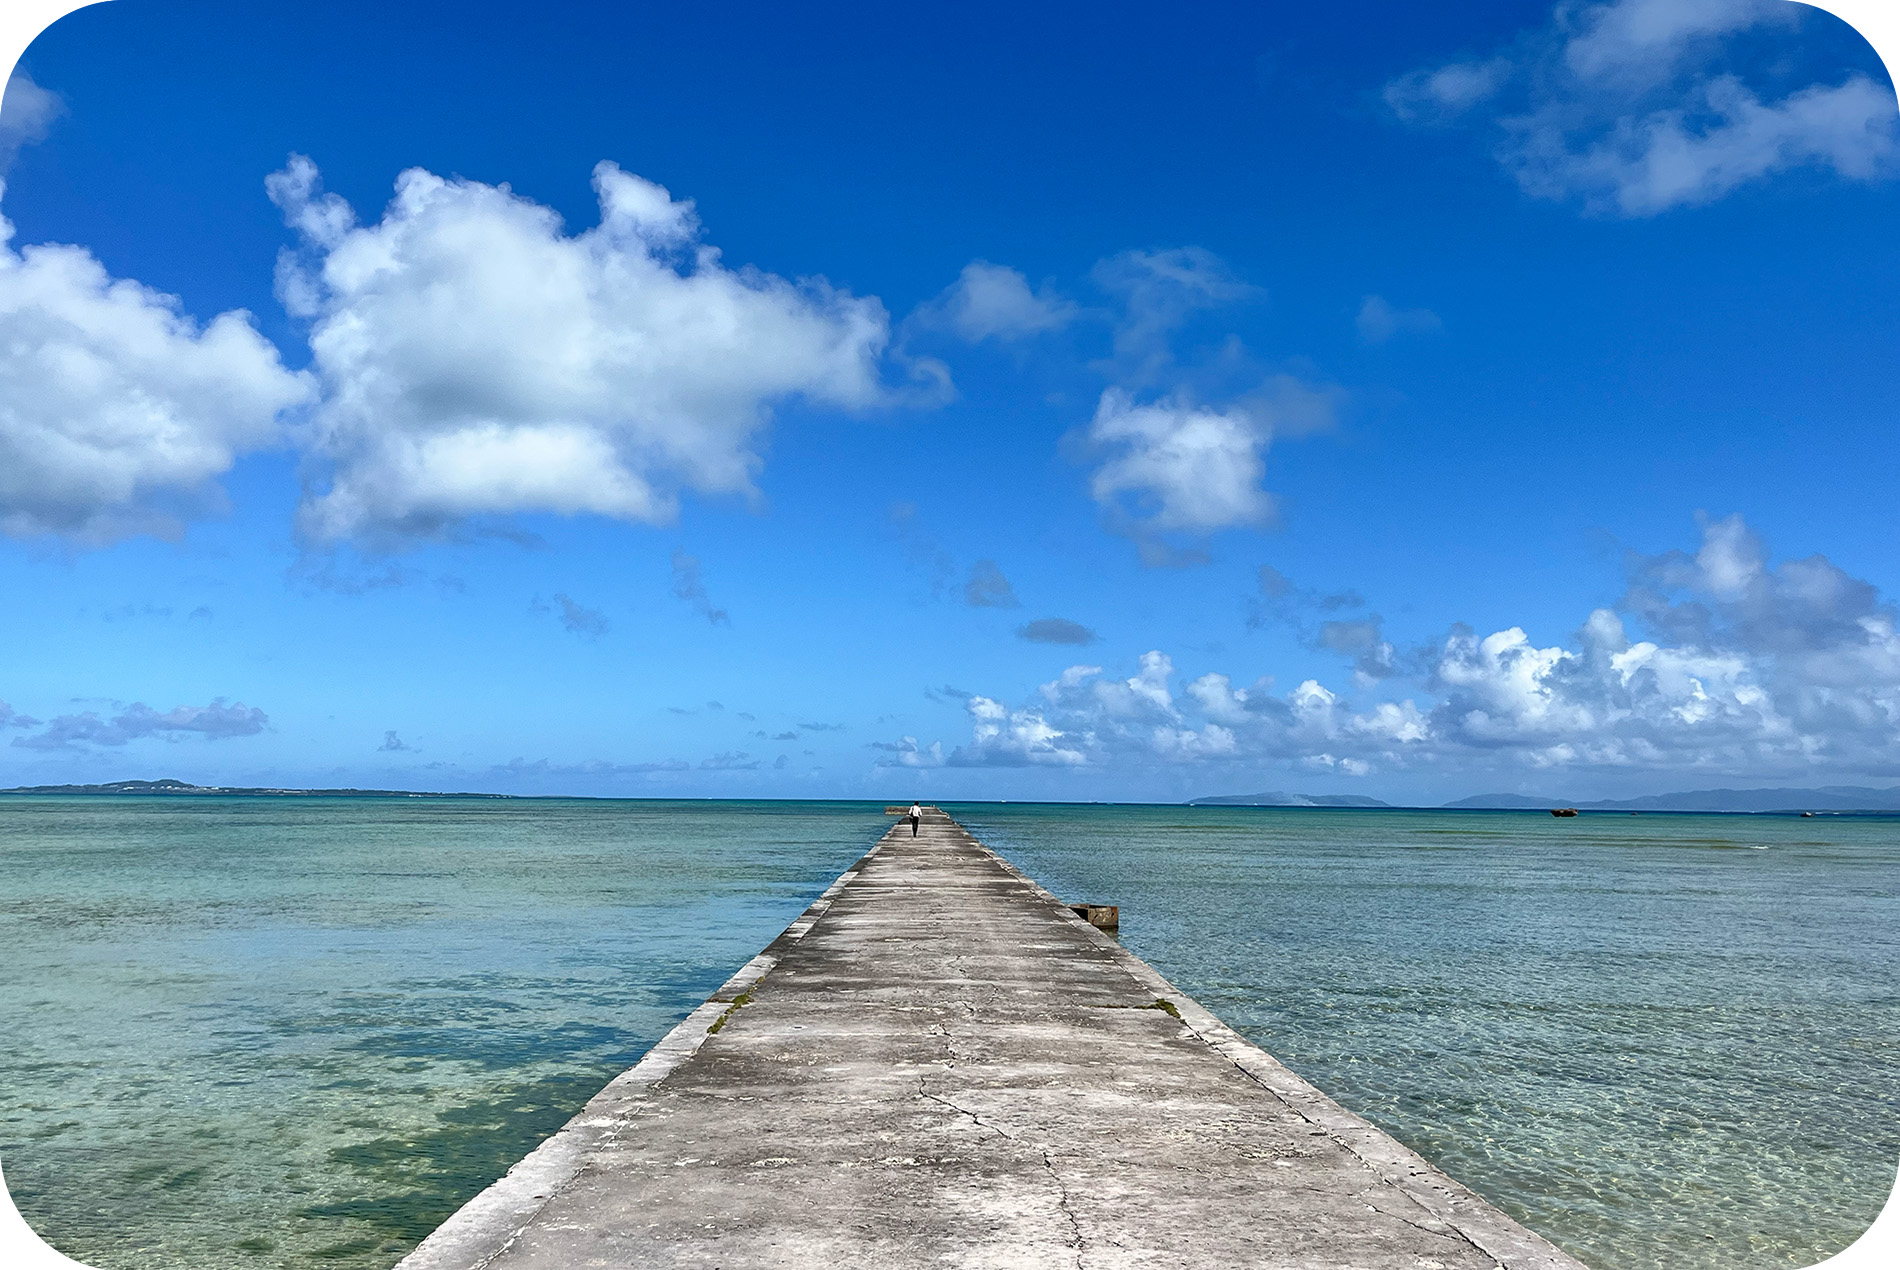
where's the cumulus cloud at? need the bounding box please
[269,156,893,542]
[1356,295,1444,344]
[948,689,1090,767]
[13,700,268,751]
[925,261,1076,341]
[671,549,730,624]
[1088,389,1273,540]
[1,74,63,169]
[919,516,1900,781]
[0,189,311,542]
[964,558,1019,608]
[1386,0,1899,215]
[378,730,413,752]
[1083,371,1337,564]
[1019,617,1098,646]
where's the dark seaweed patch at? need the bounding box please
[308,1236,385,1260]
[341,1021,635,1070]
[300,1070,613,1243]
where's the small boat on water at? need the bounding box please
[1551,807,1579,817]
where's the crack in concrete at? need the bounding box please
[1358,1190,1466,1245]
[915,1081,1018,1142]
[1041,1149,1088,1269]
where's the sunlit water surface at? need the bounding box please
[1,797,1894,1270]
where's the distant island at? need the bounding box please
[0,779,514,799]
[1193,785,1900,813]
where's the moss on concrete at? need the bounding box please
[708,990,756,1035]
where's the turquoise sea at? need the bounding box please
[0,797,1894,1270]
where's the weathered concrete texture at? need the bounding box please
[399,810,1590,1270]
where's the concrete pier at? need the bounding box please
[398,809,1589,1269]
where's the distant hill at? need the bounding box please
[1447,786,1900,813]
[1,779,512,799]
[1188,791,1392,808]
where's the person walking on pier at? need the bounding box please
[907,802,923,837]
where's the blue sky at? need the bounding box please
[0,0,1896,803]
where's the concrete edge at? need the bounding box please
[391,834,894,1270]
[967,827,1591,1270]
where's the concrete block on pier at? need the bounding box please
[1068,902,1120,929]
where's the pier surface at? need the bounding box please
[401,810,1587,1269]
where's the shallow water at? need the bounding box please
[0,797,877,1268]
[946,803,1900,1270]
[0,797,1894,1270]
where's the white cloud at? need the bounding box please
[937,652,1386,770]
[927,261,1076,341]
[1085,375,1335,559]
[1560,0,1788,83]
[923,516,1900,781]
[1087,389,1273,539]
[1,74,63,169]
[1384,58,1513,122]
[1526,73,1897,215]
[270,156,893,542]
[0,191,311,542]
[1388,0,1899,215]
[1356,295,1443,344]
[948,694,1088,767]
